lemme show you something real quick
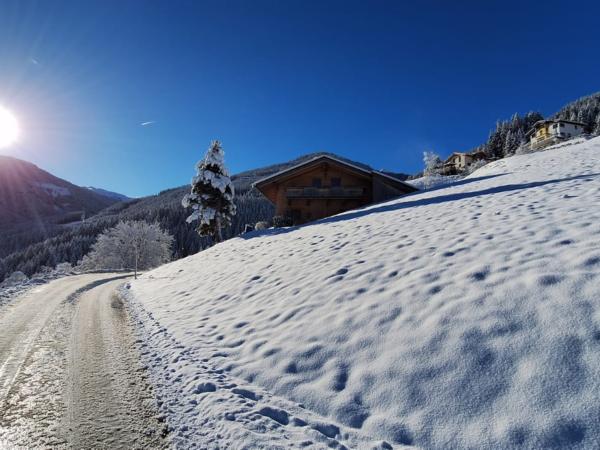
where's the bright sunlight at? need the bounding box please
[0,106,20,148]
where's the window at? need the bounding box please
[312,178,322,188]
[552,124,558,129]
[331,177,341,187]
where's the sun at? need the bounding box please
[0,106,20,148]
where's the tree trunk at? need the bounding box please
[215,215,223,243]
[134,245,138,280]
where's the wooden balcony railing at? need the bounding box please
[286,187,364,198]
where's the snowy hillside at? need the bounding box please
[127,137,600,449]
[86,186,131,201]
[0,156,119,229]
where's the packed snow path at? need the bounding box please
[130,137,600,449]
[0,273,167,448]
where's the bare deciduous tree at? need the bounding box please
[80,221,173,278]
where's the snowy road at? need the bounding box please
[0,273,167,449]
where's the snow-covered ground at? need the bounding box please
[406,173,463,190]
[128,136,600,449]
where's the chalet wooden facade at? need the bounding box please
[253,155,418,224]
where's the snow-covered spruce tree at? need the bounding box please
[182,140,236,243]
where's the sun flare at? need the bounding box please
[0,106,20,148]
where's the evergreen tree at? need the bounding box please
[485,123,504,159]
[595,115,600,135]
[182,140,236,243]
[503,130,515,155]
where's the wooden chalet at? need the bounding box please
[253,155,417,225]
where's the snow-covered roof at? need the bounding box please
[253,154,416,191]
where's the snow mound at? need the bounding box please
[130,136,600,449]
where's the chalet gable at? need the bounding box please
[253,154,417,224]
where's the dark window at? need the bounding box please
[331,177,341,187]
[312,178,322,188]
[552,124,558,129]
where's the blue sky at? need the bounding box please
[1,0,599,197]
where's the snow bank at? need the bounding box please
[129,136,600,449]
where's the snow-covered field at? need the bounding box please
[128,137,600,449]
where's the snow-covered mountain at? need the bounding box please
[86,186,131,202]
[127,136,600,449]
[0,156,122,232]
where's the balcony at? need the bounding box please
[286,186,364,199]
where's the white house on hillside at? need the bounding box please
[442,150,487,174]
[526,119,586,150]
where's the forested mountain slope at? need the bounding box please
[0,156,119,230]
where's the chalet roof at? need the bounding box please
[526,119,588,137]
[253,155,417,191]
[443,152,466,164]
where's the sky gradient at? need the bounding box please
[1,0,599,197]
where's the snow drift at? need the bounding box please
[128,137,600,449]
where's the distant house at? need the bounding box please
[442,150,487,175]
[526,119,586,150]
[253,155,417,225]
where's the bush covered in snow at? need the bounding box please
[1,271,28,286]
[464,158,489,174]
[254,221,270,230]
[54,262,73,274]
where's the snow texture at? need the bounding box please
[0,266,76,308]
[32,182,71,197]
[406,174,463,190]
[129,136,600,449]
